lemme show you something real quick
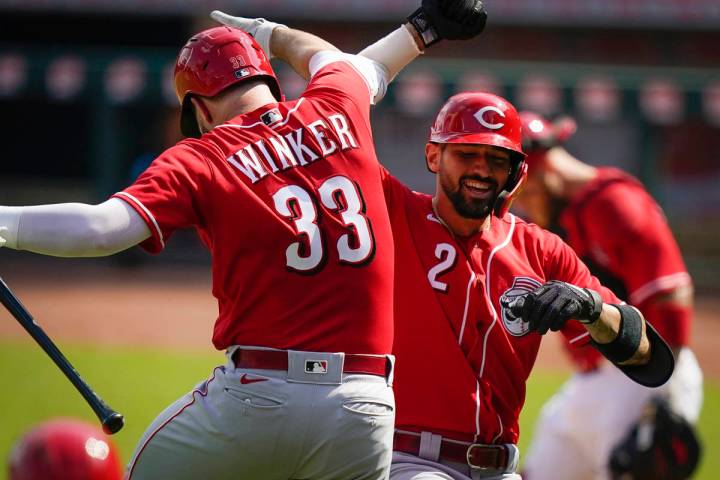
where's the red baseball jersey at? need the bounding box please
[558,167,692,370]
[382,170,620,444]
[114,61,394,354]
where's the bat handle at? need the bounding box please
[102,412,125,435]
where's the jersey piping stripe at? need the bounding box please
[473,380,481,443]
[126,367,221,478]
[569,331,590,344]
[114,192,165,250]
[457,272,476,344]
[491,413,503,443]
[213,98,306,131]
[629,272,692,305]
[479,214,517,379]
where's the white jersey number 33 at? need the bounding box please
[273,175,375,272]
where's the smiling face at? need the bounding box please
[427,143,513,220]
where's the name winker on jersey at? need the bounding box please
[223,105,359,184]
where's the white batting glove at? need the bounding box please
[210,10,287,59]
[0,227,6,247]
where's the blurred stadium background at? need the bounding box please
[0,0,718,478]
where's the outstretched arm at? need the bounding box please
[0,199,150,257]
[509,280,675,388]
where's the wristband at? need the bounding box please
[590,304,642,364]
[407,7,440,48]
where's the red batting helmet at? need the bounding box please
[174,26,283,138]
[430,92,527,217]
[8,419,122,480]
[519,111,577,154]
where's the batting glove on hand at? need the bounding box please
[210,10,287,59]
[508,280,603,335]
[408,0,488,47]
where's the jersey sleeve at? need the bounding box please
[542,231,622,347]
[112,142,212,253]
[580,183,692,346]
[308,51,388,104]
[303,52,376,121]
[380,165,407,215]
[581,183,691,305]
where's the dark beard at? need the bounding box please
[441,174,499,219]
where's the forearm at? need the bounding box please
[358,23,424,81]
[587,304,650,365]
[271,28,339,81]
[0,199,150,257]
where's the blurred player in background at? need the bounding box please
[516,112,703,480]
[377,91,673,480]
[0,2,488,478]
[8,418,122,480]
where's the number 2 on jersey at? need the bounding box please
[427,243,457,292]
[272,175,375,272]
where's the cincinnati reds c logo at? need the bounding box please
[474,106,505,130]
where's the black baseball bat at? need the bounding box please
[0,275,124,434]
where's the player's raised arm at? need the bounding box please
[209,12,338,81]
[212,0,487,87]
[360,0,487,80]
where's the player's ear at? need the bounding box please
[425,143,441,173]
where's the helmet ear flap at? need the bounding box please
[493,160,527,217]
[180,96,201,138]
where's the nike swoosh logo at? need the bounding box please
[240,374,268,385]
[427,213,442,224]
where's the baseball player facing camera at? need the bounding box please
[515,112,703,480]
[0,2,487,479]
[373,92,674,479]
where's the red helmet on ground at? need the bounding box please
[8,418,122,480]
[430,92,527,217]
[174,26,283,138]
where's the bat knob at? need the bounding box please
[102,412,125,435]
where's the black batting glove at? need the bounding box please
[407,0,488,48]
[507,280,603,335]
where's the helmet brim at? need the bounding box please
[431,132,526,158]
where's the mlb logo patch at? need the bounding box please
[234,68,250,79]
[305,360,328,374]
[261,109,283,126]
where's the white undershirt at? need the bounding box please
[0,199,150,257]
[309,50,389,104]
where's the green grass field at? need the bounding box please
[0,341,717,479]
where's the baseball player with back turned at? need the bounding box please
[516,112,703,480]
[0,2,487,479]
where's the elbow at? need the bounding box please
[69,217,123,257]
